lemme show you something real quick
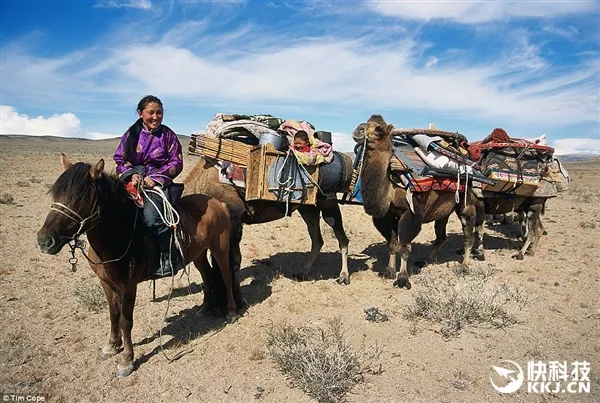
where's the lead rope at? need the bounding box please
[141,185,193,362]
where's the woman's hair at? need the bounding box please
[294,130,309,142]
[124,95,164,159]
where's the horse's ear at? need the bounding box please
[90,159,105,180]
[60,153,73,171]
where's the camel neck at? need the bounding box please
[361,145,392,217]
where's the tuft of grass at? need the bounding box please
[15,181,30,187]
[266,317,381,403]
[29,176,43,184]
[578,221,596,229]
[73,282,107,313]
[0,193,15,205]
[405,273,527,339]
[453,264,498,279]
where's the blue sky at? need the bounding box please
[1,0,599,154]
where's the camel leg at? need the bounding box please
[193,252,213,315]
[116,287,137,378]
[472,198,486,261]
[372,215,399,280]
[229,215,244,309]
[319,199,350,285]
[472,221,486,261]
[98,279,122,360]
[210,247,237,323]
[427,216,449,265]
[297,206,324,278]
[457,204,476,268]
[394,210,422,290]
[525,204,544,256]
[517,210,527,241]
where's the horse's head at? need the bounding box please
[37,153,105,254]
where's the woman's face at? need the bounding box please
[138,102,163,131]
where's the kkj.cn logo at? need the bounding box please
[490,360,591,394]
[490,360,524,394]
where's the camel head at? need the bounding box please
[353,114,394,152]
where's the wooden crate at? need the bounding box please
[188,133,253,167]
[245,144,319,205]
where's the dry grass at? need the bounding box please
[0,193,15,204]
[405,271,527,339]
[73,282,107,313]
[578,221,596,229]
[568,186,600,203]
[266,317,381,403]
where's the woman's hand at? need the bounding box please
[131,174,141,186]
[143,177,156,189]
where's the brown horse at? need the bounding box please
[36,154,235,378]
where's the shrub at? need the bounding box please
[267,318,381,403]
[405,273,527,339]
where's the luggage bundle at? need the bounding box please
[188,113,353,205]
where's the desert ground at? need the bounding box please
[0,135,598,403]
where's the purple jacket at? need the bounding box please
[113,124,183,187]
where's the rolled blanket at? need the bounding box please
[468,143,483,161]
[482,128,510,144]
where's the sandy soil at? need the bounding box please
[0,136,598,403]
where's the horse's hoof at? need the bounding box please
[336,275,350,285]
[226,312,238,324]
[115,363,134,378]
[512,253,524,260]
[393,274,411,290]
[199,304,212,316]
[98,345,120,361]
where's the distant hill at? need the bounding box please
[555,153,600,162]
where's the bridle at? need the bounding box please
[48,195,138,271]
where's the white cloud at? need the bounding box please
[542,23,579,40]
[552,138,600,155]
[331,132,356,152]
[94,0,152,10]
[0,105,117,139]
[367,0,595,24]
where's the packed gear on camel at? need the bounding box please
[344,123,494,207]
[188,112,353,213]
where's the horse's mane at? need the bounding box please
[50,162,130,222]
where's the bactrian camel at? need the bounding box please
[353,115,483,289]
[182,155,351,311]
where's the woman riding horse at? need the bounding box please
[37,154,236,378]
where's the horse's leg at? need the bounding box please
[319,199,350,285]
[297,205,323,278]
[395,209,423,290]
[210,246,237,323]
[116,287,137,378]
[193,252,212,315]
[98,279,122,360]
[427,216,449,266]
